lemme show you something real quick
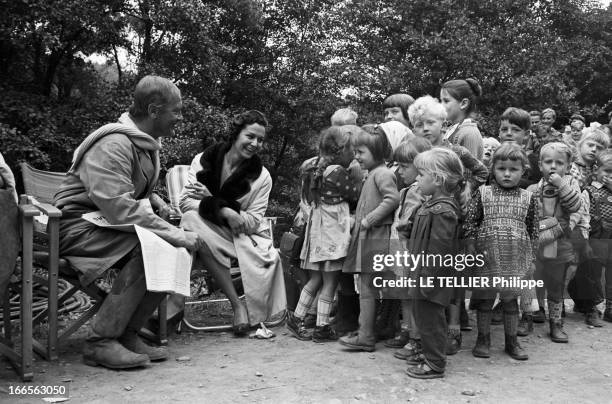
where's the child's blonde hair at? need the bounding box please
[331,108,358,126]
[539,142,573,164]
[408,95,447,126]
[414,147,471,214]
[483,137,501,148]
[393,137,432,164]
[579,127,610,149]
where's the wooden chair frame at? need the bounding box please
[19,162,169,363]
[0,204,38,381]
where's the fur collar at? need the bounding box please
[196,142,263,200]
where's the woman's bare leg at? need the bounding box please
[203,254,248,325]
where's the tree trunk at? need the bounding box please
[113,44,123,85]
[272,133,289,184]
[138,0,153,77]
[42,50,63,96]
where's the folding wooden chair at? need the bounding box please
[165,165,283,332]
[19,163,168,360]
[0,195,38,381]
[19,163,106,361]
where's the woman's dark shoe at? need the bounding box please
[504,334,528,360]
[232,323,250,336]
[533,307,546,323]
[517,313,534,336]
[472,333,491,358]
[406,362,444,379]
[445,329,461,355]
[286,312,312,341]
[384,329,410,348]
[233,304,250,336]
[312,324,338,342]
[549,320,568,343]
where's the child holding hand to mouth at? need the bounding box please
[527,142,582,343]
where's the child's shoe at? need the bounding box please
[445,329,461,355]
[312,324,338,342]
[585,308,603,327]
[406,362,444,379]
[533,307,546,323]
[517,313,534,336]
[405,352,425,366]
[549,319,568,343]
[504,334,528,360]
[303,313,316,329]
[393,339,422,360]
[472,333,491,358]
[384,328,410,349]
[604,301,612,323]
[286,312,312,341]
[338,331,375,352]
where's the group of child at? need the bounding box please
[285,77,612,380]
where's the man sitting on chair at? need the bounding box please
[54,75,204,370]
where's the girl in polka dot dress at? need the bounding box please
[287,126,362,342]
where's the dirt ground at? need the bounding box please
[1,300,611,404]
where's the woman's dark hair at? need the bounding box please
[441,78,482,116]
[228,110,268,143]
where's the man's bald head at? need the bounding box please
[129,75,181,120]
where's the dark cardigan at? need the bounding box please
[196,142,263,227]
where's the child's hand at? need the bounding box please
[360,218,370,230]
[548,173,563,188]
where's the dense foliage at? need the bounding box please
[1,0,611,219]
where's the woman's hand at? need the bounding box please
[360,218,370,230]
[183,231,205,251]
[184,182,208,200]
[221,207,247,235]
